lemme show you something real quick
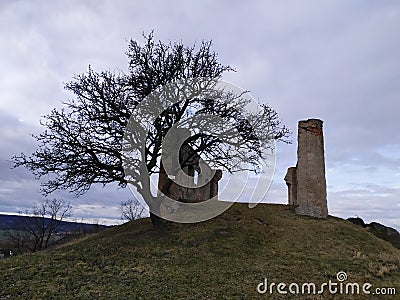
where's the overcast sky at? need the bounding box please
[0,0,399,229]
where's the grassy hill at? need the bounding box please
[0,203,399,299]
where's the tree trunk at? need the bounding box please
[150,212,165,230]
[149,177,174,230]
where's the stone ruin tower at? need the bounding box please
[284,119,328,218]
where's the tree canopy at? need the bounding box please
[13,32,290,227]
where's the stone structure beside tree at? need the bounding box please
[284,119,328,219]
[158,128,222,203]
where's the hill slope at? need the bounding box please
[0,203,399,299]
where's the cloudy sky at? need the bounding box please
[0,0,399,229]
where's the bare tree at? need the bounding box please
[120,198,146,221]
[12,32,290,229]
[3,230,31,255]
[6,198,72,253]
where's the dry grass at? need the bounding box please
[0,203,399,299]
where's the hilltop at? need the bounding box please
[0,203,399,299]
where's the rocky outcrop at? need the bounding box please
[348,217,400,249]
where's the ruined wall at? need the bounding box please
[284,167,297,206]
[158,129,222,203]
[158,160,222,203]
[285,119,328,218]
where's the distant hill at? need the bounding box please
[348,217,400,249]
[0,214,109,233]
[0,204,399,299]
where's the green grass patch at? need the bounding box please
[0,203,399,299]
